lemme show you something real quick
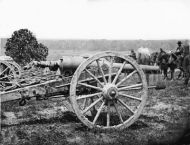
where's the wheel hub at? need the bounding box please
[109,90,116,98]
[102,84,118,100]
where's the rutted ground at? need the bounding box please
[1,80,190,145]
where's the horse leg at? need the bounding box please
[182,69,185,79]
[184,71,189,88]
[161,69,165,79]
[177,67,183,79]
[164,68,168,80]
[171,69,174,80]
[177,70,181,79]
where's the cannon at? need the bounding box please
[0,52,162,130]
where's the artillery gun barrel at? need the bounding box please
[58,56,160,72]
[34,56,160,73]
[112,63,159,72]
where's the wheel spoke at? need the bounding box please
[108,57,113,83]
[96,60,107,85]
[93,102,105,125]
[116,70,137,87]
[112,61,126,84]
[120,87,142,91]
[77,92,102,100]
[82,97,103,114]
[0,84,5,88]
[0,67,9,76]
[117,99,134,114]
[0,74,14,80]
[0,75,9,80]
[113,102,124,124]
[85,69,104,88]
[107,101,110,127]
[78,82,103,91]
[82,98,87,110]
[118,83,142,91]
[4,85,16,90]
[118,93,142,101]
[0,81,16,84]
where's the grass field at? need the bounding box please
[1,72,190,145]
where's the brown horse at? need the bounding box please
[157,49,184,80]
[157,49,169,79]
[150,52,159,66]
[168,52,178,80]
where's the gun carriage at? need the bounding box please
[0,52,162,130]
[0,56,21,91]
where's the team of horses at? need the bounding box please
[135,47,186,80]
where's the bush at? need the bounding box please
[5,29,48,66]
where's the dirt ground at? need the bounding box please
[1,80,190,145]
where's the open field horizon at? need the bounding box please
[1,38,186,60]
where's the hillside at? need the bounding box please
[1,38,184,60]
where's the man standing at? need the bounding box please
[183,40,190,57]
[183,40,190,87]
[175,41,184,78]
[176,41,184,55]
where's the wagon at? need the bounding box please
[0,52,162,130]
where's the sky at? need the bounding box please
[0,0,190,40]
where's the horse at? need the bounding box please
[136,47,151,65]
[157,49,181,80]
[150,52,159,66]
[168,52,178,80]
[157,49,169,79]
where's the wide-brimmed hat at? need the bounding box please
[177,41,182,44]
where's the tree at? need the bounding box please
[5,29,48,66]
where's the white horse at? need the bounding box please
[136,47,151,65]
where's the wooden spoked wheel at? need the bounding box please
[8,62,21,78]
[70,52,148,130]
[0,61,17,91]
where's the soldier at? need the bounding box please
[183,40,190,57]
[175,41,184,74]
[129,49,137,60]
[183,40,190,87]
[176,41,184,55]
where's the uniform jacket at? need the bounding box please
[176,46,184,55]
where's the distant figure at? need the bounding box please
[136,47,151,65]
[183,40,190,57]
[183,55,190,87]
[175,41,184,56]
[183,40,190,87]
[175,41,184,69]
[129,49,137,60]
